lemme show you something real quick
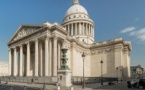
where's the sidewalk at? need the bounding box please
[0,81,114,90]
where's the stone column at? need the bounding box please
[58,42,61,69]
[45,37,49,76]
[26,42,30,76]
[13,47,17,76]
[71,24,73,36]
[79,23,81,35]
[19,45,23,76]
[8,48,12,76]
[75,23,77,35]
[49,38,52,76]
[68,25,70,35]
[82,23,84,35]
[89,24,92,36]
[35,39,39,76]
[39,41,43,76]
[88,24,89,36]
[92,26,94,37]
[53,36,57,76]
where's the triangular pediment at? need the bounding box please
[8,25,43,44]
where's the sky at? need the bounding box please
[0,0,145,68]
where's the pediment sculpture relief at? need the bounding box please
[13,28,38,41]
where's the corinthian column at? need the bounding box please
[71,24,73,36]
[39,41,43,76]
[8,48,12,76]
[79,23,81,35]
[19,45,23,76]
[49,38,52,76]
[13,47,17,76]
[53,36,57,76]
[35,39,39,76]
[58,42,61,69]
[45,37,49,76]
[26,42,30,76]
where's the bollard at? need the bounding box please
[43,83,46,90]
[57,85,60,90]
[10,86,13,90]
[6,81,8,84]
[70,86,73,90]
[24,86,26,90]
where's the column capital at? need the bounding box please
[52,36,57,40]
[8,48,12,51]
[11,46,17,49]
[44,35,50,40]
[18,44,23,47]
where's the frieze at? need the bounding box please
[91,49,114,55]
[91,51,96,55]
[97,50,104,54]
[104,49,112,53]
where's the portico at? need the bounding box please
[8,31,65,77]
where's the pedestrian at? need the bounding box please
[127,80,131,88]
[43,83,46,90]
[31,78,34,84]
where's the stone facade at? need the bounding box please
[8,0,131,79]
[0,61,8,76]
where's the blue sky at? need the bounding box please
[0,0,145,68]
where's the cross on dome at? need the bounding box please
[73,0,79,5]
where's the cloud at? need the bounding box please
[129,28,145,42]
[121,26,145,43]
[137,34,145,41]
[120,27,136,33]
[135,28,145,42]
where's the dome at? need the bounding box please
[65,4,88,17]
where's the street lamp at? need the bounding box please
[116,67,118,83]
[120,70,122,82]
[142,68,144,78]
[82,52,85,89]
[100,60,103,85]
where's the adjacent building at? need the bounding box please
[0,61,9,76]
[8,0,131,79]
[131,65,144,79]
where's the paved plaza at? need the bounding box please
[0,81,109,90]
[1,81,141,90]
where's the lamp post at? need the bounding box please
[120,70,122,82]
[116,67,118,83]
[142,68,144,78]
[100,60,103,85]
[82,52,85,89]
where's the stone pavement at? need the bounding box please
[0,81,115,90]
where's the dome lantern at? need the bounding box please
[73,0,79,5]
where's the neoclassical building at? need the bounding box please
[8,0,131,79]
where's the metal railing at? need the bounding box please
[0,76,54,84]
[0,76,117,85]
[72,77,117,85]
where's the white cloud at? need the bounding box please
[137,34,145,41]
[128,28,145,43]
[120,27,136,33]
[129,31,135,36]
[121,26,145,43]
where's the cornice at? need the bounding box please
[90,38,131,51]
[50,24,68,36]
